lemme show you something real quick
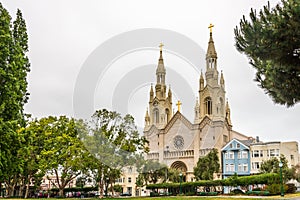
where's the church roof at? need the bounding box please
[164,111,194,133]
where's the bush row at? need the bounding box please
[146,173,280,190]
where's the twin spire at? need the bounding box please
[146,24,232,129]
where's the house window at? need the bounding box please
[226,164,235,172]
[268,149,279,157]
[291,155,294,160]
[224,152,228,159]
[230,144,233,148]
[238,164,248,171]
[243,164,248,172]
[253,150,259,157]
[128,177,132,183]
[229,164,234,172]
[242,151,248,159]
[252,162,260,170]
[260,150,263,157]
[237,143,240,148]
[238,151,241,159]
[228,151,234,159]
[238,164,242,172]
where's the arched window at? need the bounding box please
[153,108,159,123]
[204,97,212,115]
[165,108,170,123]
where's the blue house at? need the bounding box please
[221,138,252,179]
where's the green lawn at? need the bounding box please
[13,193,300,200]
[111,194,298,200]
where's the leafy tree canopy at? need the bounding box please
[193,148,220,180]
[259,154,294,181]
[234,0,300,106]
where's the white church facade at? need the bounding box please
[143,28,251,182]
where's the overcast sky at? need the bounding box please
[3,0,300,144]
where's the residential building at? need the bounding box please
[250,140,300,174]
[221,138,252,178]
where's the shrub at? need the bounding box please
[230,189,244,195]
[252,187,262,191]
[266,183,288,195]
[246,190,270,196]
[285,183,296,194]
[185,191,196,196]
[197,192,218,196]
[150,192,159,197]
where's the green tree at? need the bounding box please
[293,164,300,182]
[234,0,300,106]
[194,148,220,180]
[80,109,148,197]
[259,155,293,181]
[17,120,46,198]
[38,116,92,197]
[136,160,167,186]
[167,168,182,183]
[0,4,30,197]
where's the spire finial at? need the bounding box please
[159,42,164,51]
[208,23,214,33]
[176,100,182,112]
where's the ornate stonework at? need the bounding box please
[143,29,249,181]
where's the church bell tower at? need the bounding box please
[194,24,232,126]
[145,43,173,130]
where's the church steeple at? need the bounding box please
[198,24,226,122]
[156,43,166,85]
[155,43,167,99]
[206,23,217,70]
[145,44,173,130]
[205,24,219,87]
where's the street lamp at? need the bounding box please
[279,162,284,197]
[179,172,182,195]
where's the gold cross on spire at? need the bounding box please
[159,42,164,51]
[176,100,182,112]
[208,23,214,33]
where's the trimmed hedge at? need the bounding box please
[246,191,270,196]
[146,173,280,190]
[198,192,218,196]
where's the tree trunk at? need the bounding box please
[110,182,114,197]
[7,184,15,197]
[58,188,64,197]
[24,174,31,198]
[18,184,24,197]
[98,179,104,198]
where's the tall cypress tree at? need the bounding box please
[0,3,30,196]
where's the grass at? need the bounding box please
[8,193,300,200]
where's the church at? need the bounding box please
[143,26,250,181]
